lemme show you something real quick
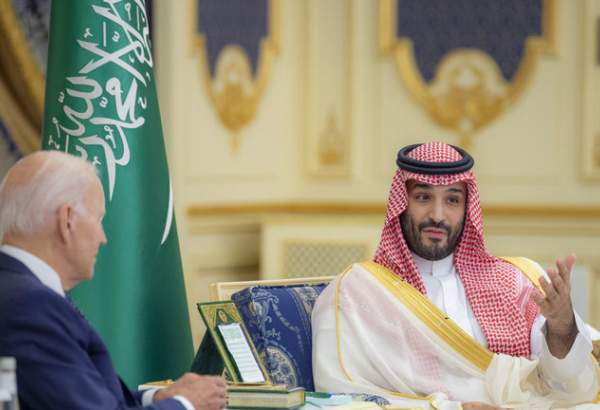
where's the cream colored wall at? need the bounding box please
[154,0,600,347]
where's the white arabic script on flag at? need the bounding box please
[46,0,151,201]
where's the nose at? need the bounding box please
[100,228,108,245]
[429,200,445,223]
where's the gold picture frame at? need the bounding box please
[197,301,272,385]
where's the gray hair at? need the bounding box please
[0,151,100,239]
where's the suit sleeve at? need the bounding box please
[2,289,185,410]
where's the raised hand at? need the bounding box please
[531,254,578,358]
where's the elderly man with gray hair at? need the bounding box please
[0,151,227,410]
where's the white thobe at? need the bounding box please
[413,252,596,392]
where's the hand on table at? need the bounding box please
[154,373,227,410]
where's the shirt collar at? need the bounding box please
[0,244,65,297]
[412,252,455,277]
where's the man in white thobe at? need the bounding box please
[312,142,599,409]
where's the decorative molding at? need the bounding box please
[379,0,556,148]
[188,202,600,219]
[318,112,347,168]
[189,202,384,216]
[305,0,352,177]
[190,0,281,151]
[581,0,600,179]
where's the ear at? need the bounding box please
[57,204,75,244]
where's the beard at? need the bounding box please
[400,213,464,261]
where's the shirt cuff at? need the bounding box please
[173,395,196,410]
[141,388,158,406]
[141,388,195,410]
[537,312,593,383]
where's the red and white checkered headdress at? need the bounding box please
[374,142,538,356]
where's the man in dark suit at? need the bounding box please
[0,151,227,410]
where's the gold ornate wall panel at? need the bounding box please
[0,0,47,155]
[379,0,556,148]
[153,2,600,343]
[581,0,600,179]
[305,0,352,177]
[179,1,294,194]
[0,0,45,128]
[191,0,280,151]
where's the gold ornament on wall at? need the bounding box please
[0,0,46,154]
[212,45,258,149]
[191,0,280,152]
[379,0,556,148]
[426,50,509,144]
[318,113,346,167]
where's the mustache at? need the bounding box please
[418,220,451,233]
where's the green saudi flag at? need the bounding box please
[41,0,193,387]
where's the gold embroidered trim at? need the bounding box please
[335,264,355,383]
[334,264,435,403]
[359,261,493,372]
[333,261,492,405]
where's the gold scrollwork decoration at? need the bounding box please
[379,0,556,148]
[190,0,281,152]
[0,0,45,154]
[318,112,346,167]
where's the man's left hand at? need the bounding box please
[531,254,578,358]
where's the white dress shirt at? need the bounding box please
[1,244,65,297]
[0,245,194,410]
[413,252,596,391]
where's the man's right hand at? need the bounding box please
[154,373,227,410]
[462,402,503,410]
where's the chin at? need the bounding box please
[423,240,445,250]
[81,269,94,281]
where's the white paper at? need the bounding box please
[218,323,265,383]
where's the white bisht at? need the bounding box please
[311,262,599,410]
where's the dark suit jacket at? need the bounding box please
[0,252,184,410]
